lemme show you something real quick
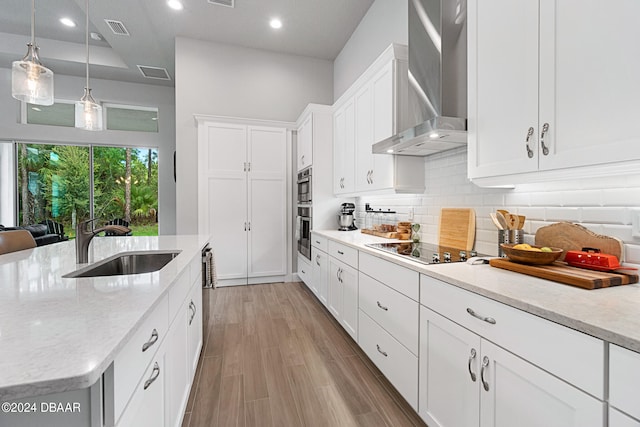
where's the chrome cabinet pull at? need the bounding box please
[466,308,496,325]
[142,329,159,352]
[301,155,305,165]
[248,222,251,231]
[316,255,320,266]
[189,301,196,325]
[376,344,388,357]
[337,250,344,255]
[338,268,343,283]
[468,348,477,382]
[480,356,490,391]
[143,362,160,390]
[376,301,389,311]
[370,170,373,184]
[525,127,534,158]
[315,240,321,245]
[540,123,550,155]
[244,222,247,231]
[336,269,340,281]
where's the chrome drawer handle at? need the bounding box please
[481,356,490,391]
[189,301,196,325]
[540,123,550,156]
[376,344,388,357]
[376,301,389,311]
[468,348,477,382]
[466,308,496,325]
[337,250,344,255]
[142,329,159,352]
[143,362,160,390]
[316,255,321,266]
[315,240,321,244]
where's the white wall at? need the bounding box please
[175,37,334,234]
[0,68,177,234]
[333,0,408,101]
[356,148,640,266]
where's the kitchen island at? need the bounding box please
[0,235,209,426]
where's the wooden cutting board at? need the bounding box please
[535,222,624,261]
[489,258,638,289]
[439,208,475,251]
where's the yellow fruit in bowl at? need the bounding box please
[513,243,531,250]
[529,247,542,252]
[540,247,552,252]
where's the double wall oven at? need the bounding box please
[297,167,312,260]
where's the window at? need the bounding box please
[14,142,159,238]
[105,104,158,132]
[24,101,76,127]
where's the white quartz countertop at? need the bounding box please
[0,235,210,400]
[313,230,640,353]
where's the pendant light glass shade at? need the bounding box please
[75,88,103,131]
[11,0,54,106]
[75,0,103,131]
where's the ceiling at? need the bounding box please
[0,0,375,87]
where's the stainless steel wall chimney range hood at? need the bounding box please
[373,0,467,156]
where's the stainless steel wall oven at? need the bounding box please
[297,167,312,204]
[297,205,312,260]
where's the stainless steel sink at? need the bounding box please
[64,250,181,278]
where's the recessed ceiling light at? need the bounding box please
[60,17,76,27]
[429,132,440,139]
[90,32,103,41]
[386,149,394,153]
[167,0,183,10]
[270,18,282,29]
[151,117,158,121]
[32,107,42,111]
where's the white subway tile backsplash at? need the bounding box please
[624,244,640,264]
[530,191,565,207]
[545,207,582,222]
[601,225,634,242]
[602,188,640,206]
[515,207,546,221]
[504,192,531,207]
[581,208,630,225]
[559,190,602,207]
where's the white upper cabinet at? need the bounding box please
[468,0,640,185]
[334,44,424,196]
[297,113,312,171]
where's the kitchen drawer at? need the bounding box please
[328,240,358,268]
[359,272,419,355]
[311,233,328,252]
[359,251,419,301]
[298,254,312,287]
[610,408,640,427]
[610,344,640,420]
[168,268,191,323]
[189,252,202,286]
[358,310,418,409]
[420,274,604,398]
[114,295,169,422]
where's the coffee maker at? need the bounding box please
[338,203,357,231]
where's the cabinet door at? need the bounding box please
[187,283,203,377]
[480,340,603,427]
[538,0,640,171]
[165,307,189,427]
[370,61,395,190]
[610,408,640,427]
[297,114,312,171]
[333,99,355,194]
[328,257,343,321]
[311,248,328,307]
[198,123,248,282]
[467,0,540,179]
[355,83,374,191]
[419,306,480,427]
[247,126,286,280]
[117,351,166,427]
[340,263,358,340]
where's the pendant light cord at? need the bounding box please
[30,0,35,44]
[85,0,90,90]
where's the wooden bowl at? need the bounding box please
[500,244,563,265]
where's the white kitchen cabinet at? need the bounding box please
[419,306,603,427]
[611,408,640,427]
[296,112,312,171]
[311,246,328,307]
[164,306,189,427]
[333,98,355,194]
[297,253,312,288]
[197,120,287,286]
[187,281,203,377]
[328,256,358,340]
[468,0,640,184]
[335,44,424,196]
[610,344,640,421]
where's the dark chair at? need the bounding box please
[41,220,69,242]
[105,218,133,236]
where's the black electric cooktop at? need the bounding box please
[365,242,481,265]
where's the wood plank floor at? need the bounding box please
[182,281,427,427]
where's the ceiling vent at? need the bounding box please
[104,19,130,36]
[137,65,171,80]
[208,0,234,7]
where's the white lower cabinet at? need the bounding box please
[117,347,167,427]
[611,408,640,427]
[419,307,604,427]
[297,254,312,288]
[359,309,418,409]
[328,256,358,340]
[610,344,640,421]
[165,304,189,427]
[311,247,329,307]
[187,281,203,376]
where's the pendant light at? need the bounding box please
[11,0,54,106]
[75,0,103,131]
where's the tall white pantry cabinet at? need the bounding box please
[197,119,288,286]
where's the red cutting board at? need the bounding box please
[489,258,638,290]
